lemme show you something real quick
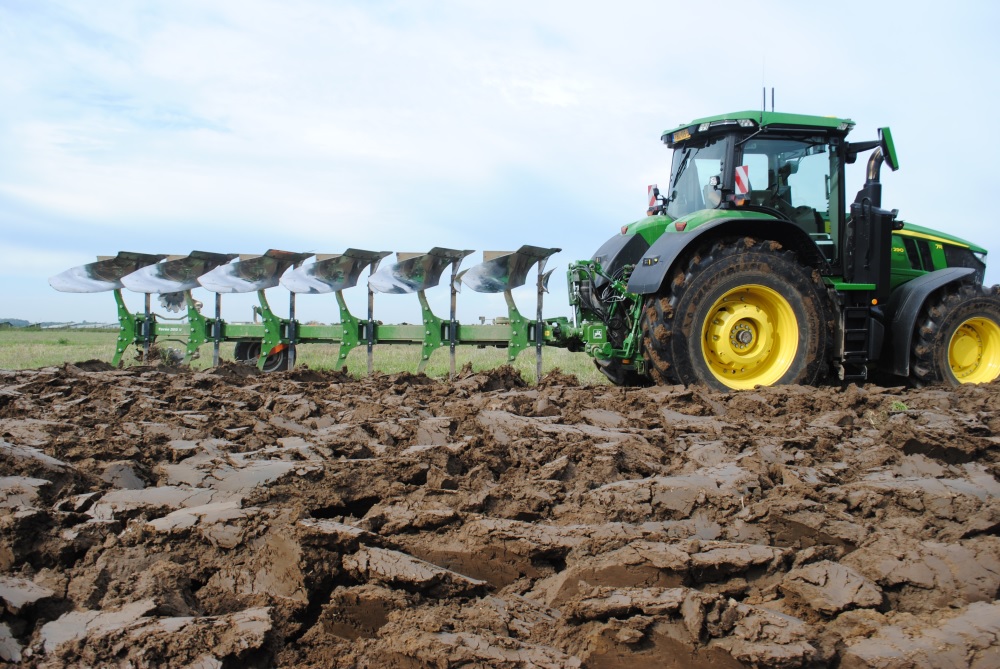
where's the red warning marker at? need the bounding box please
[734,166,749,195]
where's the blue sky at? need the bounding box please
[2,0,999,325]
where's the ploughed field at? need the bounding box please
[1,362,999,668]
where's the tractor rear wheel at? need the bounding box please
[640,237,831,391]
[911,282,1000,385]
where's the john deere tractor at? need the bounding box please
[568,110,1000,390]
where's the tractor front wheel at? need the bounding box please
[912,283,1000,385]
[594,358,650,387]
[641,237,831,391]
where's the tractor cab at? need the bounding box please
[653,111,857,266]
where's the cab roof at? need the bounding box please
[662,111,856,146]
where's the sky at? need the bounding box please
[2,0,999,327]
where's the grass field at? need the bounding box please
[0,328,608,384]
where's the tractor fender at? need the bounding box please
[590,232,650,287]
[626,217,827,295]
[883,267,975,377]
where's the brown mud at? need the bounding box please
[1,362,999,667]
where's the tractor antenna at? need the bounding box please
[760,54,766,121]
[771,87,775,112]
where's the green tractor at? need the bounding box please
[567,110,1000,390]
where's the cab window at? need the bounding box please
[739,137,832,235]
[665,136,729,219]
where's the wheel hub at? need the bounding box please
[951,326,980,371]
[706,299,774,368]
[701,285,799,390]
[949,317,1000,383]
[732,323,754,348]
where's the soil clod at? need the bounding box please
[1,365,998,666]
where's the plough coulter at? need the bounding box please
[50,246,570,380]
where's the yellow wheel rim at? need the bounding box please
[701,284,799,390]
[948,316,1000,384]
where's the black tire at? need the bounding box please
[911,282,1000,385]
[640,237,831,391]
[233,341,290,372]
[233,341,255,362]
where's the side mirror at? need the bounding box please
[879,127,899,171]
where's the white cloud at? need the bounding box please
[2,0,1000,328]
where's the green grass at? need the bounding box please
[0,328,124,370]
[0,328,608,384]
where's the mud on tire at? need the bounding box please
[911,282,1000,385]
[640,237,831,391]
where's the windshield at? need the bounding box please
[665,136,727,219]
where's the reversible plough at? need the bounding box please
[49,247,570,380]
